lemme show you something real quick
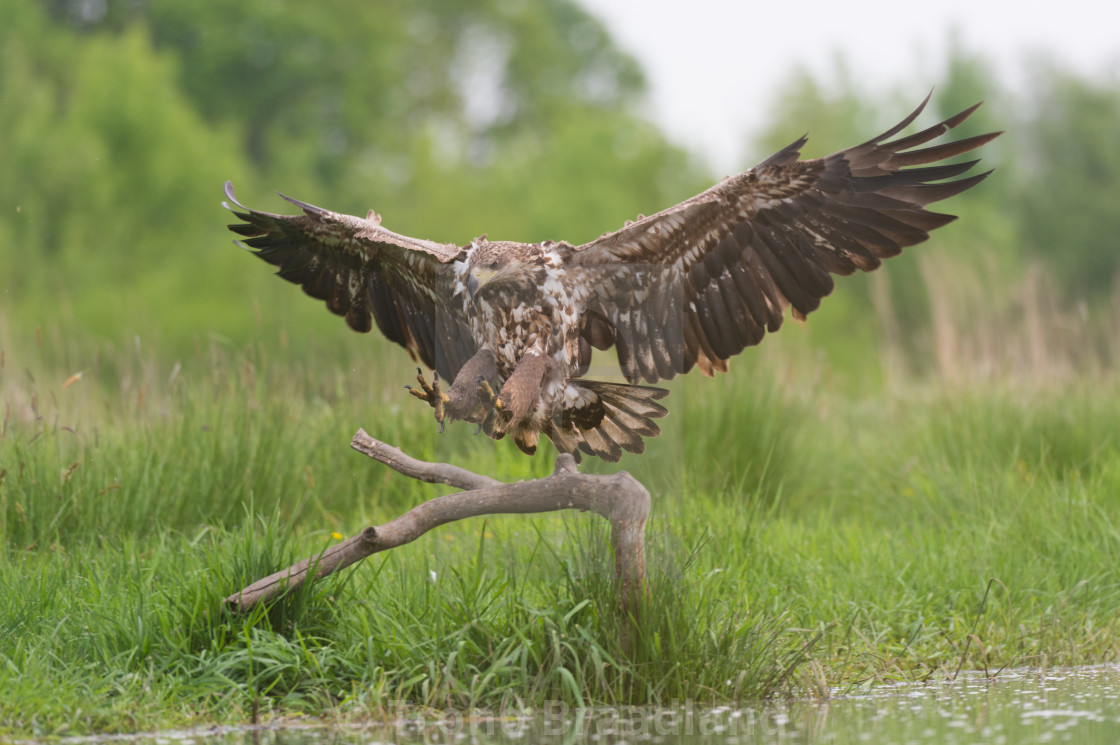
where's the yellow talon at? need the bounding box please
[434,391,451,429]
[404,368,452,432]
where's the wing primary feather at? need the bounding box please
[636,298,674,381]
[853,160,982,192]
[851,92,932,148]
[756,135,807,167]
[749,218,821,316]
[612,314,639,383]
[679,308,701,375]
[727,261,774,340]
[277,192,332,217]
[878,102,981,152]
[628,307,659,383]
[818,201,930,245]
[880,169,994,207]
[694,285,731,360]
[686,310,726,375]
[717,270,764,348]
[702,282,741,359]
[888,132,1001,167]
[876,208,958,233]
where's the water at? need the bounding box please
[27,665,1120,744]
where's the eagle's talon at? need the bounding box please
[481,405,501,435]
[406,369,451,432]
[476,378,498,406]
[408,368,436,400]
[432,385,448,426]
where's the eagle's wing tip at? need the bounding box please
[277,191,329,218]
[222,180,245,211]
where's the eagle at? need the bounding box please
[224,95,998,462]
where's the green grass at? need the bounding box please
[3,328,1120,737]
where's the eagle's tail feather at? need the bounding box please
[544,421,583,461]
[544,381,669,463]
[511,426,537,456]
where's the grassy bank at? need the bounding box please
[3,328,1120,737]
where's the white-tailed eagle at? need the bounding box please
[224,96,999,461]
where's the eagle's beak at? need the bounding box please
[467,267,496,299]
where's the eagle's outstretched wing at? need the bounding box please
[568,96,1000,384]
[223,182,477,380]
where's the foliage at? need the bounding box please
[1014,63,1120,296]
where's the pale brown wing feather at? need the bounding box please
[223,182,477,380]
[568,97,1000,384]
[540,381,669,462]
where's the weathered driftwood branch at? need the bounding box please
[225,429,650,616]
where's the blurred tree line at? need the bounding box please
[2,0,1119,373]
[2,0,704,350]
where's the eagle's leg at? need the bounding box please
[405,368,450,429]
[445,349,501,416]
[476,379,501,409]
[495,351,550,429]
[423,349,504,433]
[404,351,507,433]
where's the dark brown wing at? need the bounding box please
[568,96,1001,383]
[223,182,477,380]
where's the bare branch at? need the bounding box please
[348,429,500,491]
[226,431,650,616]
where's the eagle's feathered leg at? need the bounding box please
[496,351,551,431]
[444,348,501,422]
[405,348,506,434]
[472,379,501,435]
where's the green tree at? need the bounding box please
[5,0,705,351]
[0,5,251,340]
[1014,63,1120,297]
[44,0,668,212]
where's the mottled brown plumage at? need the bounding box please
[224,95,999,461]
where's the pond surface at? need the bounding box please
[32,665,1120,744]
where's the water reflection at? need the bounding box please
[29,665,1120,744]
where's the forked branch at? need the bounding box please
[225,429,650,615]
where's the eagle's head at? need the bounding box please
[460,238,547,302]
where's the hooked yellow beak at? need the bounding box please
[467,267,497,299]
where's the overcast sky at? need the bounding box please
[575,0,1120,168]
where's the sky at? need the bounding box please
[575,0,1120,168]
